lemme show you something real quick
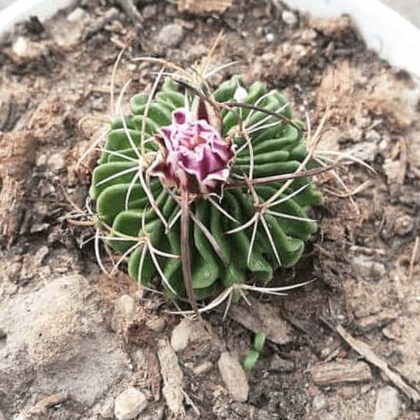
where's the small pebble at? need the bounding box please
[146,317,165,332]
[374,386,400,420]
[351,256,385,281]
[365,129,381,142]
[114,387,148,420]
[12,37,44,59]
[157,24,184,48]
[193,361,213,375]
[312,394,328,411]
[217,352,249,402]
[269,354,295,373]
[252,7,266,19]
[142,4,157,19]
[347,127,363,142]
[282,10,298,27]
[394,215,414,236]
[170,319,192,352]
[36,153,47,167]
[265,33,275,43]
[347,141,377,162]
[47,152,66,172]
[112,295,136,331]
[67,7,89,23]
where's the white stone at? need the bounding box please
[12,37,45,59]
[170,319,192,352]
[157,24,183,48]
[36,153,47,167]
[193,361,213,375]
[312,394,328,411]
[374,386,400,420]
[114,387,148,420]
[112,294,136,332]
[67,7,89,23]
[265,33,275,43]
[115,295,136,321]
[282,10,298,27]
[47,152,66,172]
[217,352,249,402]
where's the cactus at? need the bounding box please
[89,74,323,309]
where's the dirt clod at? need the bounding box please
[157,23,184,49]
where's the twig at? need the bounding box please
[409,236,419,282]
[398,137,408,185]
[335,324,420,403]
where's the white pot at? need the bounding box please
[1,0,420,79]
[0,0,75,34]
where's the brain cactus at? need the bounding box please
[89,74,322,307]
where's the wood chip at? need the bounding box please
[177,0,233,15]
[157,338,185,416]
[408,236,419,282]
[357,310,398,332]
[0,131,37,246]
[336,325,420,403]
[27,392,68,416]
[229,297,293,345]
[310,360,372,386]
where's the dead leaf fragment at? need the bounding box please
[0,131,37,245]
[230,297,293,345]
[336,324,420,403]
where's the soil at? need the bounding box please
[0,0,419,419]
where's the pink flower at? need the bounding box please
[152,108,234,194]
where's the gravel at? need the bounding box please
[114,387,148,420]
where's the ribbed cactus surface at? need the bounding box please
[89,76,322,299]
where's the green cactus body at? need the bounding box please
[89,76,322,299]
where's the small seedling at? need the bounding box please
[253,331,266,352]
[243,331,266,371]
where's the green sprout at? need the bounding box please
[243,331,266,371]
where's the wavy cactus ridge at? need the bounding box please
[89,75,323,300]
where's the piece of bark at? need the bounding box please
[335,325,420,403]
[357,310,398,332]
[177,0,233,15]
[0,131,36,246]
[27,393,68,416]
[310,360,372,386]
[157,338,185,416]
[229,297,293,345]
[147,347,161,402]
